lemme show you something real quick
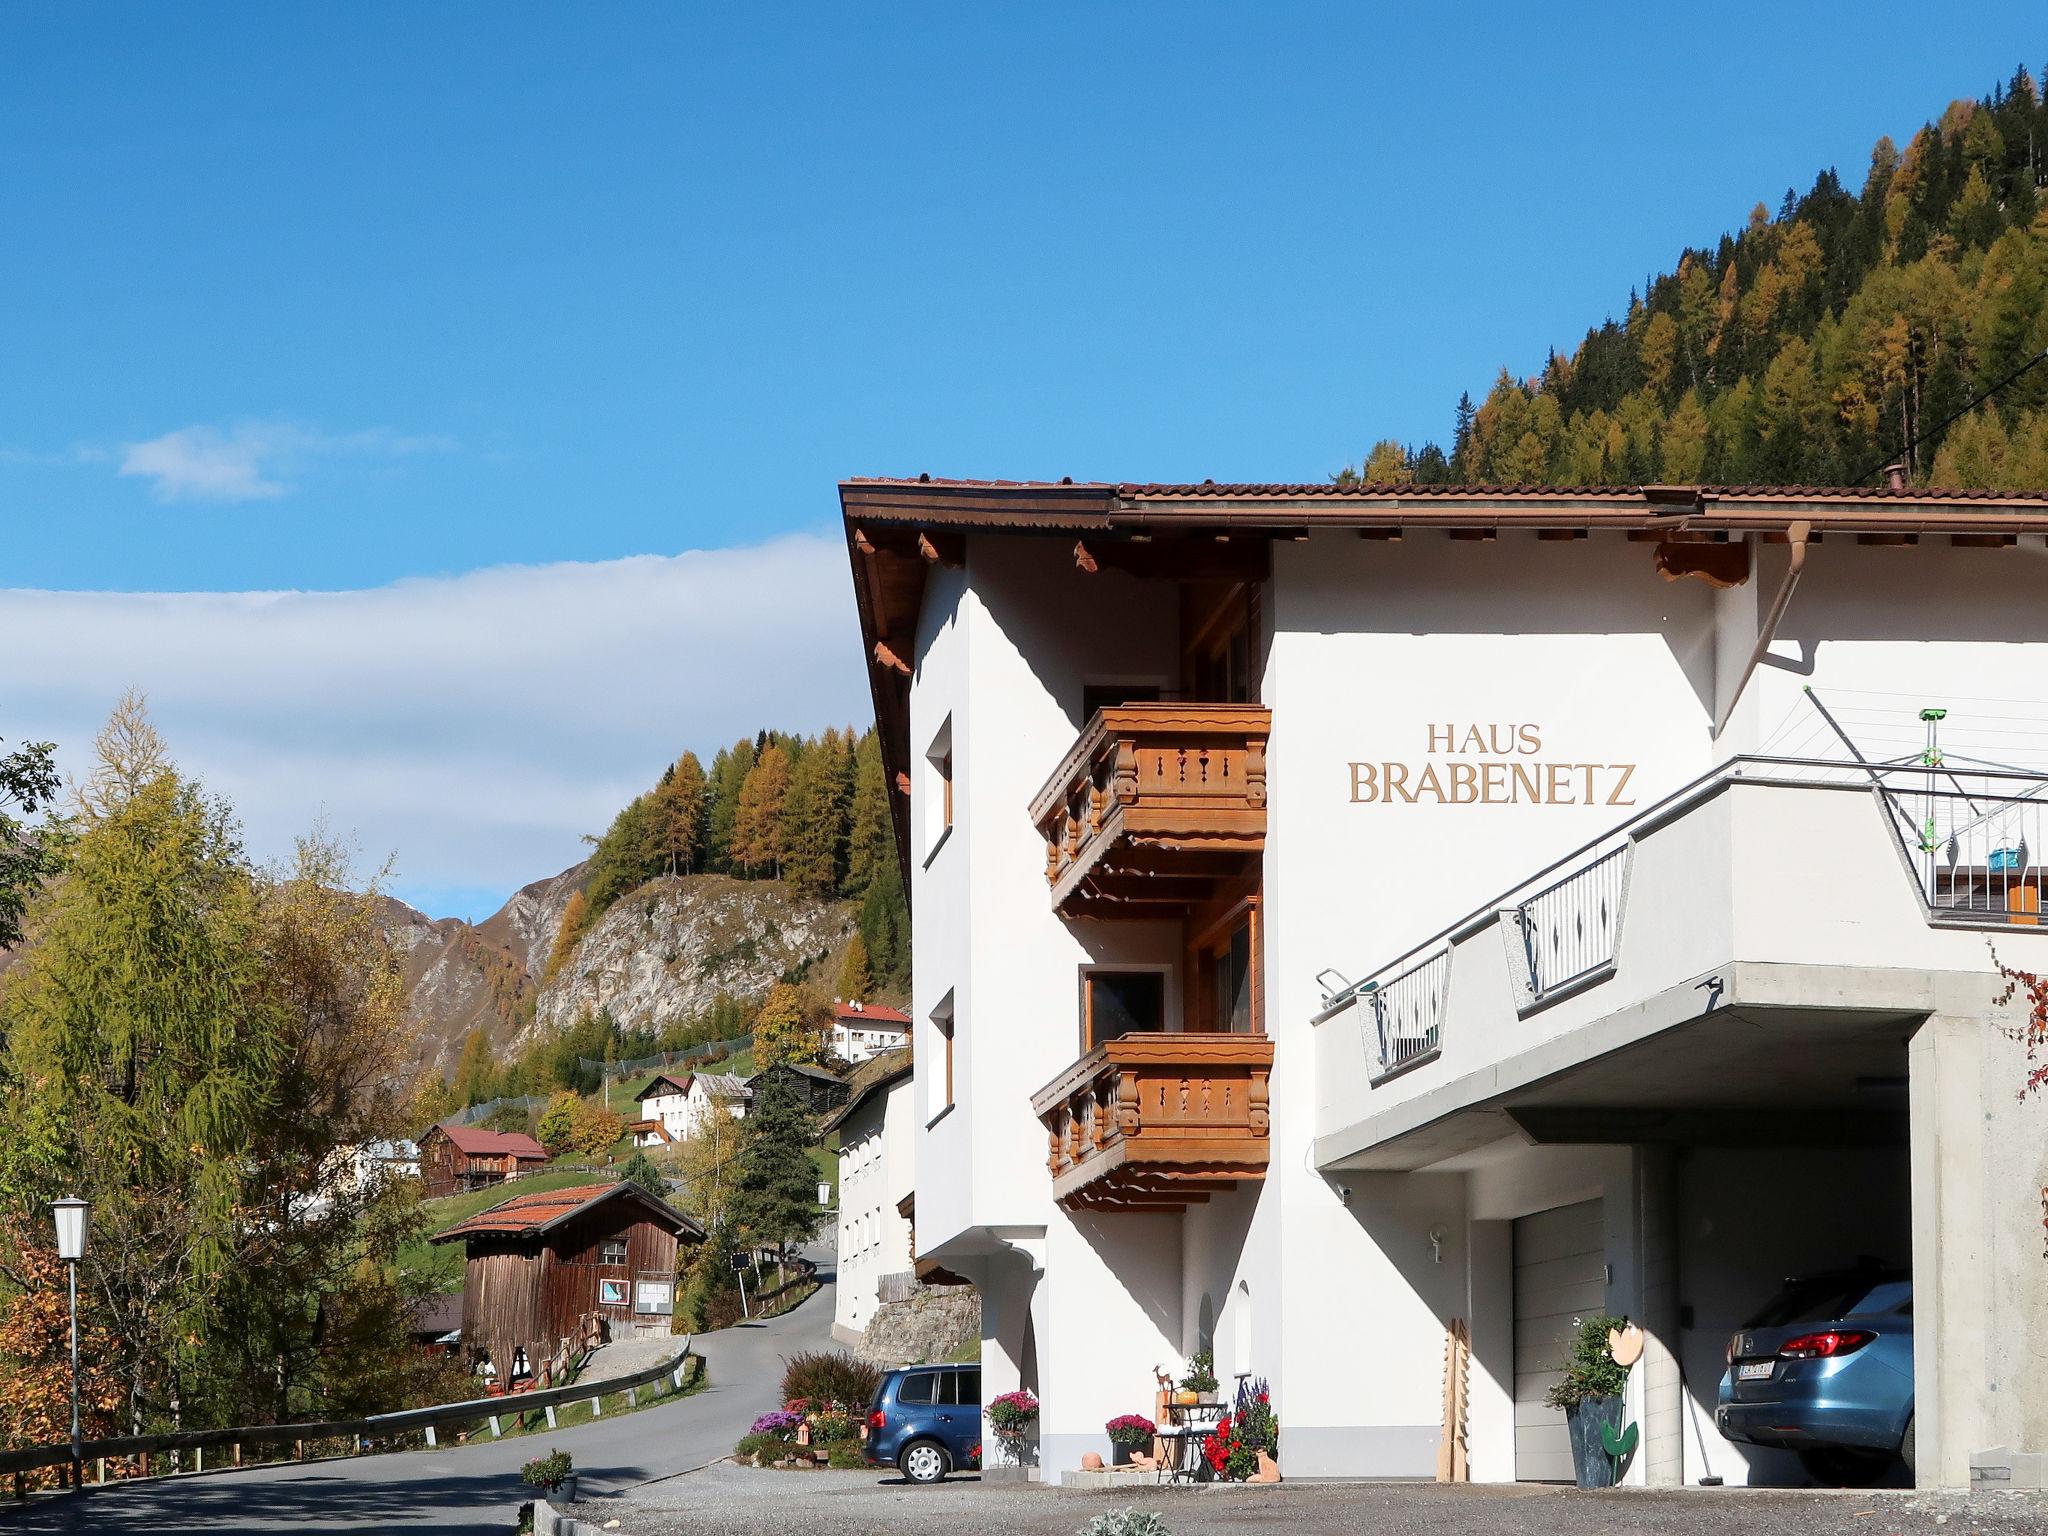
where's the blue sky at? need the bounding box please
[2,3,2043,914]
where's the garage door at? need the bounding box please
[1513,1199,1606,1482]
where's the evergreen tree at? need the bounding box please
[619,1150,666,1197]
[844,731,895,896]
[727,1068,821,1264]
[781,729,853,898]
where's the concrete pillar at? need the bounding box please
[1633,1147,1683,1488]
[1464,1219,1514,1484]
[1909,1014,1988,1489]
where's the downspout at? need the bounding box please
[1712,520,1811,738]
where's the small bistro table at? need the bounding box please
[1156,1400,1227,1483]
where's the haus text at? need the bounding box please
[1348,724,1638,807]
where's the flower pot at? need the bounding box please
[544,1473,578,1503]
[1564,1396,1624,1489]
[1111,1441,1136,1466]
[1197,1390,1217,1404]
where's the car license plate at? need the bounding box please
[1736,1360,1774,1381]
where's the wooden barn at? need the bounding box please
[748,1060,849,1117]
[431,1180,703,1385]
[417,1122,549,1198]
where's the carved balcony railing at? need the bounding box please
[1028,1034,1274,1211]
[1029,704,1270,917]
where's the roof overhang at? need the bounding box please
[842,477,2048,893]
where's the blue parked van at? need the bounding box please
[863,1364,981,1483]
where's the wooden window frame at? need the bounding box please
[1185,888,1263,1036]
[929,994,956,1126]
[598,1238,628,1267]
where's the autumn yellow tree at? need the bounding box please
[732,744,793,878]
[751,982,817,1069]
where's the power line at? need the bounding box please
[1851,346,2048,486]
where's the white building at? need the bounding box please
[631,1069,751,1142]
[824,1048,917,1343]
[841,476,2048,1491]
[831,1001,913,1064]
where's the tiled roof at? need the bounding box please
[433,1123,548,1159]
[430,1180,702,1243]
[843,475,2048,503]
[634,1072,693,1100]
[834,1002,910,1026]
[821,1046,913,1135]
[696,1071,752,1101]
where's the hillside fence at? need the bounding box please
[579,1034,752,1084]
[446,1094,551,1127]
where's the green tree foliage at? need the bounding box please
[0,695,433,1434]
[536,1089,580,1153]
[0,736,61,950]
[858,859,910,995]
[619,1150,665,1197]
[727,1068,821,1261]
[1341,68,2048,490]
[781,729,854,898]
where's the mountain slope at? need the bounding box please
[1352,64,2048,491]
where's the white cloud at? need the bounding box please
[117,422,450,503]
[0,534,868,918]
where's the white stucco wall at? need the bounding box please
[835,1072,918,1340]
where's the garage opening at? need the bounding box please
[1512,1198,1605,1483]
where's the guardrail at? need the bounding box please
[1362,947,1452,1082]
[0,1338,697,1493]
[1509,843,1631,1006]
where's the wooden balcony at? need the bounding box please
[1029,1034,1273,1211]
[1029,703,1269,917]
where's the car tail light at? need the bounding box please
[1777,1329,1875,1360]
[868,1409,886,1431]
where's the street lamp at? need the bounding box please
[50,1198,87,1489]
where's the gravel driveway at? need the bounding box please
[576,1463,2048,1536]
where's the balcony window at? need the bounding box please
[1083,968,1167,1050]
[1193,906,1259,1034]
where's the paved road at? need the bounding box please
[0,1265,836,1535]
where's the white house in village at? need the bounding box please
[630,1069,751,1143]
[841,475,2048,1492]
[824,1048,917,1342]
[831,1001,913,1064]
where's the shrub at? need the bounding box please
[1105,1413,1156,1449]
[520,1449,572,1490]
[1544,1314,1631,1409]
[826,1440,866,1469]
[734,1430,789,1465]
[703,1290,746,1331]
[778,1350,881,1411]
[812,1409,858,1443]
[1080,1511,1173,1536]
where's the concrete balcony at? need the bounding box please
[1313,757,2048,1173]
[1029,703,1269,919]
[1030,1033,1273,1211]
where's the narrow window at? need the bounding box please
[924,717,954,856]
[930,995,956,1113]
[599,1239,628,1266]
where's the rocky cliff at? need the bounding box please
[391,863,860,1079]
[524,874,856,1044]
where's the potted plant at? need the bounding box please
[1105,1413,1157,1467]
[986,1389,1040,1466]
[1180,1349,1219,1404]
[1545,1315,1631,1488]
[1201,1378,1279,1481]
[521,1448,576,1503]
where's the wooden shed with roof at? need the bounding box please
[430,1180,704,1385]
[416,1122,549,1199]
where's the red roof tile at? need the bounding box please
[431,1180,701,1243]
[834,1002,910,1026]
[433,1123,548,1159]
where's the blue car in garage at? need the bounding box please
[1717,1265,1914,1486]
